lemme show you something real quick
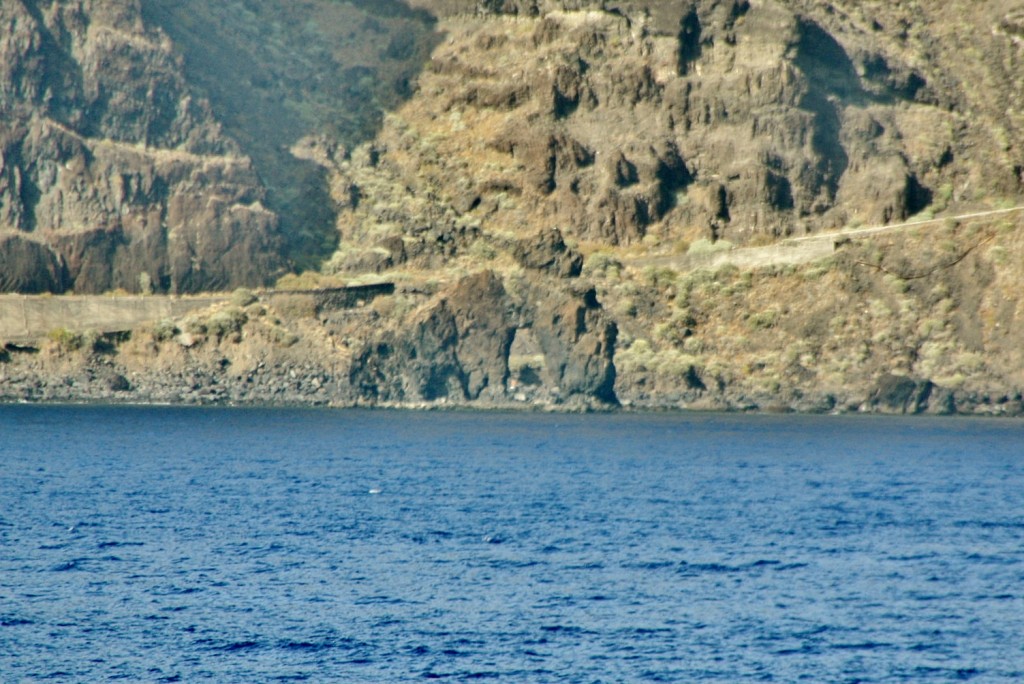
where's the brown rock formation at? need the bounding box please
[0,0,284,293]
[331,0,1023,265]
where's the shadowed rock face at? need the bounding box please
[0,234,64,293]
[140,0,442,273]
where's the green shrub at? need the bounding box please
[48,328,84,352]
[643,266,678,289]
[231,288,258,307]
[207,307,248,339]
[582,252,623,279]
[687,238,735,255]
[139,271,154,295]
[271,294,318,318]
[748,309,780,330]
[152,319,179,342]
[467,239,498,261]
[182,316,207,335]
[654,310,697,346]
[269,325,300,348]
[47,328,104,353]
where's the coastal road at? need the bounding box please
[628,205,1024,272]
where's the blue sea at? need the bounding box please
[1,406,1023,682]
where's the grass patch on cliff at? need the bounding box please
[48,328,100,354]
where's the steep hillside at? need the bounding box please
[0,0,283,293]
[3,0,1024,413]
[0,0,440,293]
[328,0,1023,272]
[140,0,441,270]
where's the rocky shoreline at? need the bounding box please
[4,344,1022,417]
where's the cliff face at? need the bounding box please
[3,0,1024,413]
[5,0,1022,286]
[0,0,284,293]
[0,0,447,293]
[329,0,1022,270]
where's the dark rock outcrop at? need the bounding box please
[527,282,618,404]
[348,271,617,406]
[512,227,583,277]
[0,234,65,293]
[349,271,515,403]
[868,373,934,414]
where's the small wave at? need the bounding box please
[963,553,1018,566]
[540,625,589,635]
[565,562,604,570]
[775,562,810,571]
[677,561,735,575]
[632,627,674,635]
[1,616,33,627]
[154,586,204,596]
[623,560,676,571]
[355,595,408,606]
[888,552,940,562]
[973,593,1016,601]
[676,559,805,576]
[954,520,1024,530]
[97,541,144,549]
[830,641,894,651]
[194,638,261,652]
[50,559,85,572]
[775,646,820,656]
[487,556,543,569]
[279,640,340,653]
[458,671,502,680]
[912,665,983,680]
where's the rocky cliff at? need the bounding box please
[2,0,1024,413]
[329,0,1022,270]
[0,0,440,293]
[0,0,284,293]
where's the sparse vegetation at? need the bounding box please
[152,319,179,342]
[231,288,258,308]
[687,238,735,256]
[206,307,249,340]
[47,328,101,354]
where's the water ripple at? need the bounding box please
[2,406,1023,682]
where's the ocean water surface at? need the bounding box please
[1,406,1023,682]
